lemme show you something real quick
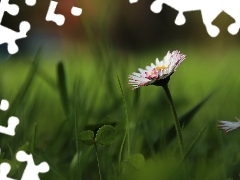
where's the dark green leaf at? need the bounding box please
[85,122,117,135]
[95,125,117,145]
[78,130,94,146]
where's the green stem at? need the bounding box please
[162,84,185,157]
[94,143,102,180]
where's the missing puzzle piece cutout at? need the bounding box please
[0,151,50,180]
[25,0,37,6]
[0,162,16,180]
[46,1,82,26]
[0,21,30,54]
[16,151,50,180]
[0,0,19,22]
[46,1,65,26]
[132,0,240,37]
[0,99,19,136]
[71,7,82,16]
[0,0,31,54]
[150,0,223,37]
[0,99,9,111]
[150,0,240,37]
[129,0,138,4]
[0,116,19,136]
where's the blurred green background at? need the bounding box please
[1,0,240,179]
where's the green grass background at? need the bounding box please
[1,42,240,180]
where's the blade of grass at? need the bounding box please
[74,106,81,178]
[30,123,37,153]
[142,116,156,157]
[57,61,70,116]
[165,88,217,144]
[32,152,66,180]
[37,68,57,91]
[3,47,42,120]
[180,125,208,164]
[117,76,130,173]
[6,143,13,160]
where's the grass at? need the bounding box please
[0,43,240,179]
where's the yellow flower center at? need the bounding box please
[156,66,167,71]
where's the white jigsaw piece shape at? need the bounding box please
[129,0,138,4]
[0,99,9,111]
[0,22,30,54]
[0,162,16,180]
[222,0,240,35]
[16,151,50,180]
[0,0,19,22]
[71,7,82,16]
[25,0,37,6]
[150,0,221,37]
[0,116,20,136]
[148,0,240,37]
[46,1,65,26]
[0,0,31,54]
[0,100,19,136]
[46,1,82,26]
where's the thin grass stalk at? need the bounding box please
[4,47,42,120]
[30,123,37,152]
[32,152,66,180]
[117,76,130,173]
[118,131,127,173]
[74,108,80,177]
[143,117,156,157]
[180,125,207,165]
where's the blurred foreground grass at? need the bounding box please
[0,44,240,179]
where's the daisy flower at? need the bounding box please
[128,50,186,90]
[218,117,240,133]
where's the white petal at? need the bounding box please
[138,68,147,74]
[218,120,240,133]
[146,66,153,71]
[155,58,160,65]
[151,63,156,68]
[163,51,171,63]
[132,72,142,77]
